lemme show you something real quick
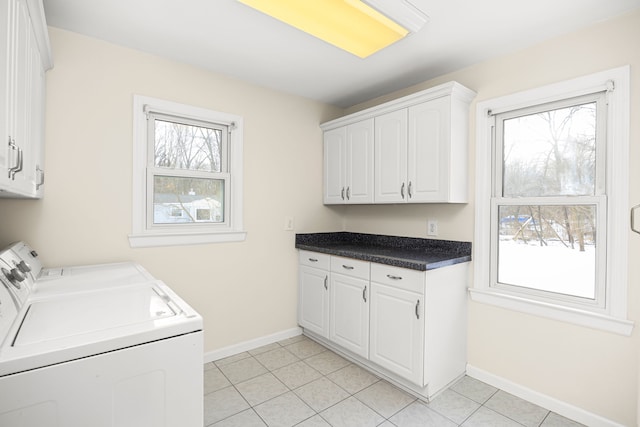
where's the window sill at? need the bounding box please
[469,288,634,336]
[128,230,247,248]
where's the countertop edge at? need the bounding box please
[295,243,472,271]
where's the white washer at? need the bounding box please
[0,243,203,427]
[9,241,156,296]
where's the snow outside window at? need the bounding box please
[129,96,245,247]
[472,67,633,335]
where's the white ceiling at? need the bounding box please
[43,0,640,108]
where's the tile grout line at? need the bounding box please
[206,337,577,427]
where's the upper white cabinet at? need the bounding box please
[0,0,52,198]
[323,118,374,204]
[374,109,407,203]
[321,82,476,204]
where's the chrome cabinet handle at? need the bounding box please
[408,181,413,199]
[401,182,405,199]
[386,274,402,280]
[308,258,318,262]
[324,275,328,290]
[632,204,640,235]
[342,265,354,270]
[341,187,345,200]
[362,286,367,302]
[36,166,44,189]
[415,300,420,319]
[7,138,18,178]
[11,147,23,179]
[346,186,350,200]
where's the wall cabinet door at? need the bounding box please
[298,265,330,338]
[369,282,424,385]
[323,120,374,204]
[407,97,450,202]
[323,127,347,204]
[31,46,46,198]
[345,119,374,203]
[0,0,17,194]
[374,109,407,203]
[329,273,369,358]
[0,0,48,198]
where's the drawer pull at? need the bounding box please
[363,285,367,302]
[415,299,420,319]
[342,265,354,270]
[386,274,403,280]
[324,275,328,290]
[308,258,318,262]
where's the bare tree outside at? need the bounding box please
[497,101,599,299]
[151,119,226,224]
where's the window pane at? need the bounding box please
[497,205,596,299]
[502,102,596,197]
[154,119,222,172]
[153,176,224,224]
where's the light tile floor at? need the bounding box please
[204,335,585,427]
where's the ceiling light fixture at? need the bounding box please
[237,0,428,58]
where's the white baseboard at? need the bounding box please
[466,365,626,427]
[203,327,303,364]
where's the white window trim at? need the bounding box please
[471,66,633,336]
[129,95,246,247]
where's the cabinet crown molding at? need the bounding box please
[321,81,476,131]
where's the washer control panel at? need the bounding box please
[0,247,33,305]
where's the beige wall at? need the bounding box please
[1,9,638,426]
[0,27,345,353]
[343,10,640,426]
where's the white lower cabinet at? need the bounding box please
[369,282,424,386]
[329,256,370,358]
[329,273,369,358]
[297,250,469,401]
[298,251,330,338]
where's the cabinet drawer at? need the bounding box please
[331,256,370,280]
[371,263,424,294]
[299,251,330,270]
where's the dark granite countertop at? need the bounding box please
[295,232,471,271]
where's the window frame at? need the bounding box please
[472,66,633,335]
[491,92,607,310]
[129,95,246,247]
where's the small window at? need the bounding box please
[491,93,606,308]
[130,96,245,247]
[472,67,632,335]
[196,208,212,221]
[170,207,183,218]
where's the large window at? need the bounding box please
[129,96,245,247]
[472,67,632,335]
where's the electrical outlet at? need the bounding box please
[427,220,438,236]
[284,216,294,231]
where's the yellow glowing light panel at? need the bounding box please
[238,0,410,58]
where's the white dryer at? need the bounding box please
[0,243,203,427]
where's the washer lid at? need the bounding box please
[13,284,177,346]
